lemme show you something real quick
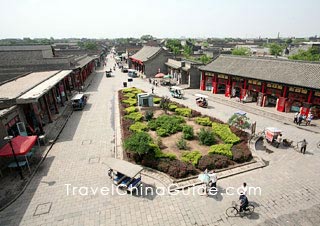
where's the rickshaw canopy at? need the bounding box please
[105,158,143,178]
[195,94,208,99]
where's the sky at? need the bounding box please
[0,0,319,39]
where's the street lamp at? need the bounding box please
[4,136,24,180]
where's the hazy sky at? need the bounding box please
[1,0,319,39]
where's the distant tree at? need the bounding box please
[183,45,192,57]
[269,43,284,57]
[232,47,250,56]
[199,55,211,64]
[288,47,320,61]
[172,46,180,58]
[84,42,97,50]
[166,39,182,52]
[141,35,153,41]
[285,38,292,45]
[202,42,209,48]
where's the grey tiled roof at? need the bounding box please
[130,46,162,62]
[0,45,52,51]
[165,61,181,69]
[199,55,320,89]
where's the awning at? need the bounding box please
[129,57,143,65]
[154,73,165,78]
[104,158,143,178]
[0,136,37,157]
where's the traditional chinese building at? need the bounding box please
[199,55,320,117]
[129,46,172,78]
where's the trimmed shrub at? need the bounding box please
[208,144,233,159]
[182,125,194,140]
[153,97,161,104]
[148,115,185,137]
[144,110,154,121]
[154,147,177,160]
[191,110,202,118]
[198,128,216,146]
[122,87,142,94]
[129,122,148,133]
[175,108,192,117]
[181,150,202,166]
[158,159,197,179]
[124,93,136,99]
[231,142,252,163]
[124,132,153,155]
[176,137,188,150]
[212,122,240,144]
[195,117,212,126]
[168,104,178,112]
[125,112,143,121]
[198,154,234,171]
[122,98,137,106]
[124,106,137,114]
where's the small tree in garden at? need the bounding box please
[182,125,194,140]
[145,110,154,121]
[160,96,171,114]
[124,132,154,158]
[176,137,188,150]
[228,114,251,130]
[198,128,216,146]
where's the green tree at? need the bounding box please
[232,47,250,56]
[172,46,180,58]
[84,42,97,50]
[124,132,153,156]
[166,39,182,52]
[183,45,192,57]
[199,55,211,64]
[288,47,320,61]
[269,43,284,56]
[141,35,153,41]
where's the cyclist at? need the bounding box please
[239,192,249,213]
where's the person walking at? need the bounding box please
[297,113,303,126]
[151,86,154,94]
[298,139,307,154]
[306,113,313,126]
[208,170,218,194]
[293,112,299,124]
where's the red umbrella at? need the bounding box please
[154,73,165,78]
[0,136,37,157]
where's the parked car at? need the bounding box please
[128,69,137,78]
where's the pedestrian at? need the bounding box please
[149,78,152,84]
[208,170,218,193]
[276,133,282,148]
[297,113,303,126]
[298,139,307,154]
[306,113,313,126]
[151,86,154,94]
[293,112,299,124]
[155,80,158,87]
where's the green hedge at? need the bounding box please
[175,108,192,117]
[124,93,136,99]
[168,104,178,112]
[208,144,233,159]
[148,115,185,137]
[195,117,212,126]
[181,150,202,166]
[125,112,143,121]
[182,125,194,140]
[129,122,148,133]
[154,146,177,160]
[153,97,161,104]
[124,106,137,114]
[122,87,142,94]
[212,122,240,144]
[122,98,137,106]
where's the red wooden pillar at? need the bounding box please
[225,76,231,97]
[261,82,266,93]
[282,86,288,97]
[44,94,53,123]
[63,79,69,101]
[200,71,206,90]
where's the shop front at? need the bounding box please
[246,79,262,103]
[231,77,245,98]
[264,83,283,107]
[286,87,309,113]
[311,91,320,119]
[214,74,229,96]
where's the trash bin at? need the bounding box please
[123,82,127,87]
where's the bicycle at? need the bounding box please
[226,201,254,217]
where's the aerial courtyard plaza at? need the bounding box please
[0,1,320,225]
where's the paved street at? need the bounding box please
[0,55,320,226]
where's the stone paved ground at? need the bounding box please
[0,55,319,226]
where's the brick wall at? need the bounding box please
[144,49,172,78]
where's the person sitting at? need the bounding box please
[239,192,249,213]
[276,133,282,148]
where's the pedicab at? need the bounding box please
[169,86,184,99]
[195,94,208,108]
[106,158,143,193]
[71,93,87,110]
[264,127,282,148]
